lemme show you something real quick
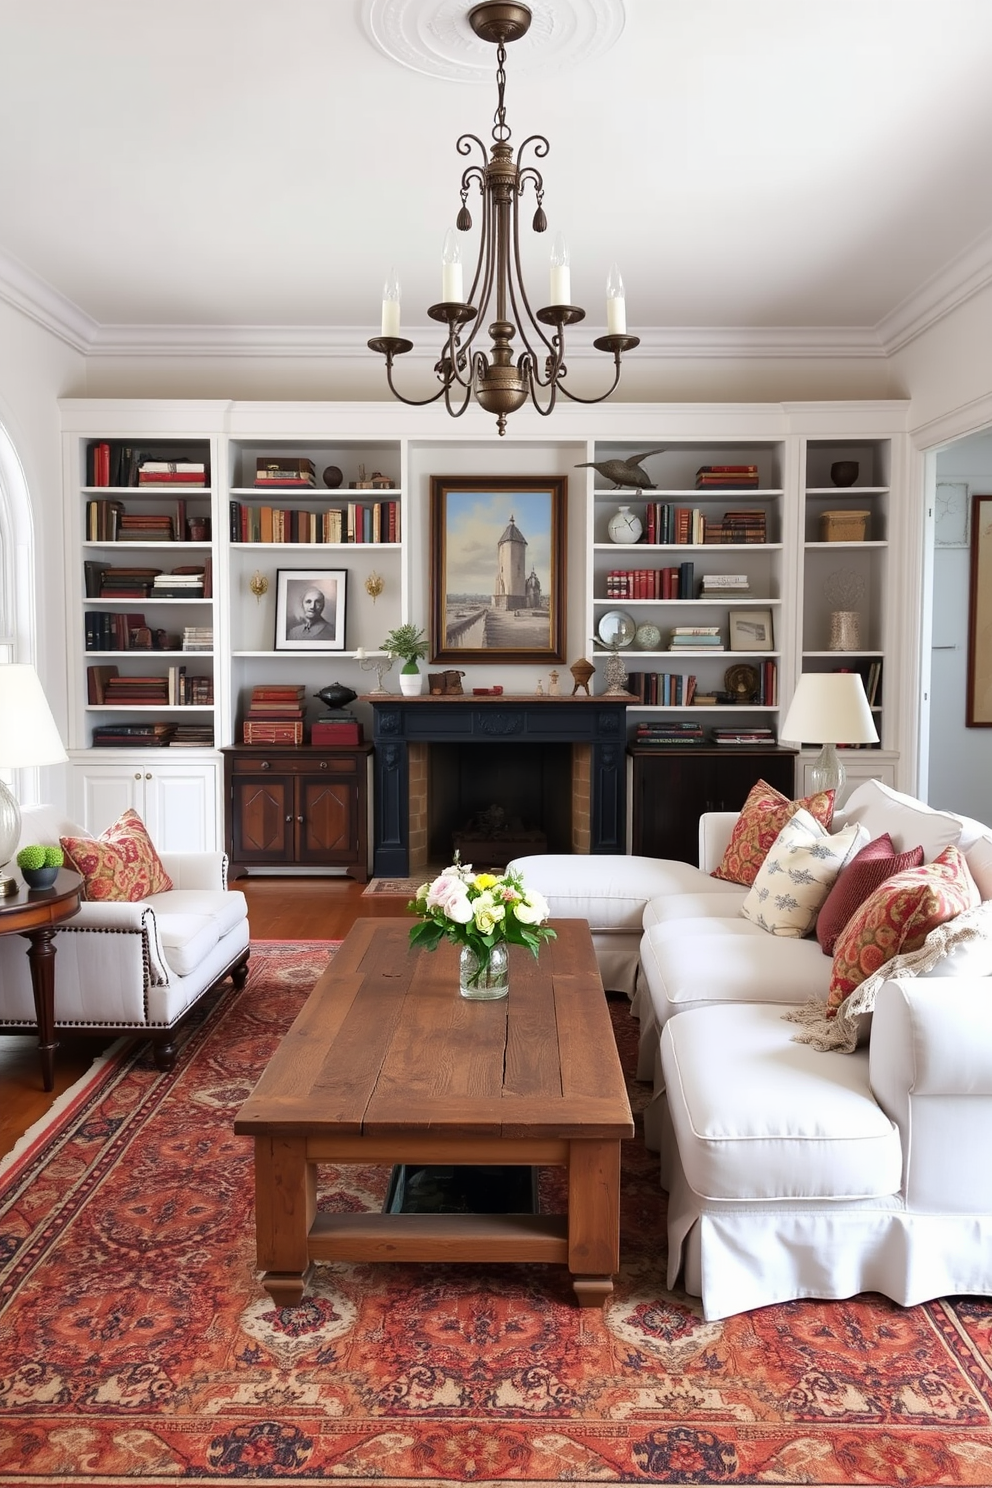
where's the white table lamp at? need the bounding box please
[0,665,68,895]
[780,671,879,798]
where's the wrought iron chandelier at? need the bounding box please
[367,0,639,436]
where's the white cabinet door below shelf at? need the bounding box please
[71,760,219,852]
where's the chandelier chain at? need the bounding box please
[492,42,509,142]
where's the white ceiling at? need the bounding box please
[3,0,992,355]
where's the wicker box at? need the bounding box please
[820,509,869,542]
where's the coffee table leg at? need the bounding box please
[253,1136,315,1306]
[568,1138,621,1307]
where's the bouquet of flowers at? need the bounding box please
[408,855,556,985]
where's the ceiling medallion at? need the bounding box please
[366,1,638,435]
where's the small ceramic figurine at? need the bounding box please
[569,657,595,696]
[548,669,560,696]
[535,678,544,696]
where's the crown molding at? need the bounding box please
[0,248,98,354]
[877,224,992,355]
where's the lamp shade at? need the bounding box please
[781,671,879,746]
[0,665,68,768]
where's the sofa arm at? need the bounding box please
[870,977,992,1210]
[698,813,739,873]
[158,851,229,891]
[64,900,171,986]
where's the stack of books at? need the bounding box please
[92,722,175,747]
[138,461,207,486]
[152,568,205,598]
[701,573,750,596]
[695,464,760,490]
[93,565,162,599]
[633,720,707,746]
[243,684,306,744]
[103,674,170,706]
[704,508,767,543]
[171,723,215,747]
[182,626,213,652]
[711,725,777,745]
[254,457,317,488]
[668,625,724,651]
[117,512,175,542]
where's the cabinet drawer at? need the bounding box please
[227,750,361,776]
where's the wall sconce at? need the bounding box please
[249,571,269,604]
[365,572,384,604]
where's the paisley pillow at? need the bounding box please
[827,844,979,1012]
[61,808,173,902]
[711,779,836,888]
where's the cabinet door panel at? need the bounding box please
[72,764,141,835]
[298,779,356,864]
[142,765,218,853]
[631,749,796,865]
[231,776,294,862]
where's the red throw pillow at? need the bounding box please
[827,844,979,1011]
[711,779,836,887]
[816,834,925,955]
[61,808,174,902]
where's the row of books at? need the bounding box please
[606,562,695,600]
[86,442,209,488]
[85,610,167,651]
[83,561,212,599]
[695,464,761,490]
[87,665,212,707]
[228,500,400,545]
[91,722,215,748]
[635,503,770,544]
[626,660,778,706]
[85,499,211,545]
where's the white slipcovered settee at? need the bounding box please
[0,805,250,1071]
[511,778,992,1319]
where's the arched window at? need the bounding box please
[0,420,33,667]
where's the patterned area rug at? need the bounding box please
[2,941,992,1486]
[361,876,424,897]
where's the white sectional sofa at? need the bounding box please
[511,779,992,1319]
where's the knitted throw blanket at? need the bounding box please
[786,901,992,1053]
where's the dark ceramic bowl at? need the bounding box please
[22,866,59,889]
[830,460,859,487]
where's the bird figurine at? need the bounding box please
[574,449,666,489]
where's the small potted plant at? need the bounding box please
[16,844,64,889]
[381,623,429,696]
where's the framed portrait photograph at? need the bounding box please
[728,608,774,653]
[274,568,347,652]
[967,493,992,725]
[429,476,567,665]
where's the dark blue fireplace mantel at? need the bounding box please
[367,694,630,876]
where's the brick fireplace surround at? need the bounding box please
[367,696,630,877]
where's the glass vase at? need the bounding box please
[459,942,509,1000]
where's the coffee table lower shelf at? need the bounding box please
[310,1210,568,1263]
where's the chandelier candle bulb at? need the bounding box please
[441,228,463,303]
[550,233,571,305]
[606,263,626,334]
[380,268,401,338]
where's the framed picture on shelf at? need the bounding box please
[967,493,992,726]
[728,608,774,653]
[274,568,347,652]
[429,475,567,665]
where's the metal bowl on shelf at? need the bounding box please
[597,610,636,649]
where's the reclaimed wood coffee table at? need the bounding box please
[235,917,633,1308]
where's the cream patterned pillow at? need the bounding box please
[740,810,869,938]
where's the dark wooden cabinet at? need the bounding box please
[223,745,373,881]
[630,745,797,865]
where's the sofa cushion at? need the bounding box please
[833,779,964,861]
[662,1002,902,1201]
[816,834,925,955]
[711,780,835,887]
[828,845,980,1011]
[643,887,747,928]
[146,889,248,977]
[740,810,868,937]
[61,809,174,902]
[965,833,992,901]
[640,917,831,1029]
[506,853,719,932]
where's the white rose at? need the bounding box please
[515,889,550,924]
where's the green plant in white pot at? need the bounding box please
[382,623,429,696]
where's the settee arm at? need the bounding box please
[870,976,992,1210]
[158,851,229,891]
[698,812,739,873]
[61,899,171,986]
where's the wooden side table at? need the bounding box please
[0,870,82,1090]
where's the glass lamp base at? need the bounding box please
[0,779,21,896]
[808,742,845,798]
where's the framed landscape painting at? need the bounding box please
[967,493,992,725]
[429,476,567,665]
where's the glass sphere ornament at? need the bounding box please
[634,623,662,651]
[607,505,643,543]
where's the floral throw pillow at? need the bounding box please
[827,844,979,1012]
[61,808,174,902]
[711,779,836,887]
[740,810,868,937]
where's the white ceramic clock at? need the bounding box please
[607,504,643,543]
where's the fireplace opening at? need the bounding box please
[428,742,572,868]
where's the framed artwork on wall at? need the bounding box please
[728,608,774,653]
[274,568,347,651]
[967,494,992,725]
[429,476,567,665]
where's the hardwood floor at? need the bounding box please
[0,875,412,1160]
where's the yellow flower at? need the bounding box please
[473,873,499,891]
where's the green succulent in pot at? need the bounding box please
[16,845,64,871]
[381,623,429,675]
